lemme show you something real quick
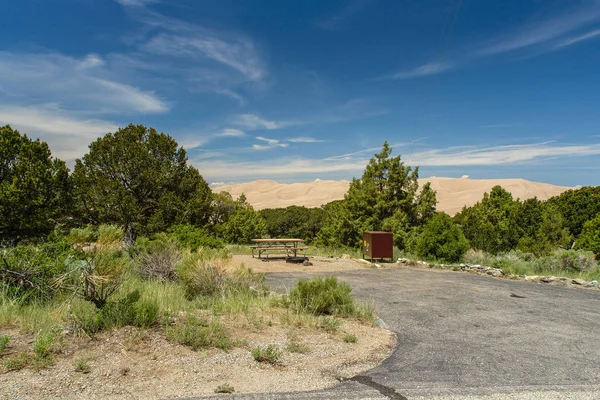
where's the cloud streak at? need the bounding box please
[389,62,452,80]
[234,114,288,130]
[193,141,600,180]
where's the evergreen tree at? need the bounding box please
[0,125,69,241]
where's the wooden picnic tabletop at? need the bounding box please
[251,238,305,243]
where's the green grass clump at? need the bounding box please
[288,276,356,316]
[343,333,358,343]
[165,315,231,351]
[96,224,124,247]
[0,335,10,352]
[251,344,282,364]
[74,358,91,374]
[214,383,235,393]
[2,351,29,371]
[286,340,310,354]
[319,316,341,332]
[32,327,63,369]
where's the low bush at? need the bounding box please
[0,335,9,352]
[0,242,70,301]
[69,299,102,335]
[319,316,341,332]
[100,290,159,330]
[251,344,282,364]
[97,224,124,248]
[165,315,231,351]
[136,234,182,281]
[170,224,224,251]
[214,383,234,394]
[74,358,91,374]
[32,327,63,369]
[415,212,469,263]
[178,256,229,298]
[463,249,495,266]
[343,333,358,343]
[533,249,598,274]
[288,276,356,316]
[67,226,96,245]
[286,340,310,354]
[2,351,29,371]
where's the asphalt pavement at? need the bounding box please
[197,266,600,399]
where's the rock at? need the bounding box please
[525,275,539,282]
[397,258,408,264]
[540,276,556,283]
[491,270,502,277]
[374,263,381,269]
[302,260,313,266]
[341,254,352,259]
[572,278,587,285]
[586,280,598,288]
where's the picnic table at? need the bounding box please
[250,238,307,260]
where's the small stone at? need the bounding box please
[374,263,381,268]
[585,280,598,288]
[302,260,313,266]
[572,278,587,285]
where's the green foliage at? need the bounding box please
[71,124,212,240]
[2,351,29,371]
[178,256,230,298]
[415,212,469,263]
[517,204,572,256]
[136,234,182,281]
[33,327,62,359]
[288,276,356,316]
[69,299,102,335]
[0,125,70,242]
[99,290,159,329]
[170,224,224,250]
[532,249,598,274]
[67,226,97,244]
[260,206,327,244]
[286,340,310,354]
[165,315,231,351]
[74,358,91,374]
[97,224,124,247]
[455,186,521,254]
[547,186,600,237]
[214,383,235,394]
[0,241,71,301]
[319,316,341,332]
[343,333,358,343]
[251,344,282,364]
[316,142,436,248]
[218,194,267,244]
[0,335,10,352]
[57,247,131,309]
[576,213,600,258]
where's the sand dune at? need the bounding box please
[213,177,573,215]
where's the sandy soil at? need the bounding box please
[214,177,572,215]
[0,257,395,400]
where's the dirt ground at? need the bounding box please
[229,254,386,274]
[0,256,396,399]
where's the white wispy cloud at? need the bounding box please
[114,0,158,6]
[178,128,246,149]
[235,114,288,130]
[316,0,375,31]
[287,137,326,143]
[479,6,600,56]
[389,62,452,80]
[221,128,246,137]
[0,105,118,161]
[554,28,600,49]
[0,52,168,114]
[193,141,600,181]
[252,136,289,150]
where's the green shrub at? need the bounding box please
[463,249,495,266]
[56,248,131,308]
[319,316,341,332]
[69,299,102,335]
[178,256,229,298]
[576,213,600,258]
[170,224,224,251]
[67,226,97,245]
[0,335,10,352]
[165,315,231,351]
[286,340,310,354]
[343,333,358,343]
[215,383,234,393]
[288,276,356,316]
[415,213,469,263]
[100,290,158,329]
[2,351,29,371]
[533,249,598,274]
[32,327,62,369]
[492,258,533,276]
[97,224,124,247]
[251,344,282,364]
[136,234,182,281]
[0,242,70,301]
[74,358,91,374]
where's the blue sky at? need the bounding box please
[1,0,600,186]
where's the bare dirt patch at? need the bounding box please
[230,254,385,274]
[0,309,395,399]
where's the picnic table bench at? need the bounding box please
[250,238,307,259]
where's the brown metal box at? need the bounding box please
[362,231,393,262]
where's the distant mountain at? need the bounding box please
[213,177,573,215]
